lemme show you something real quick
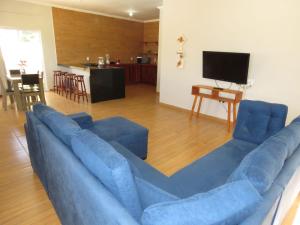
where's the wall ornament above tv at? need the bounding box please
[176,35,186,69]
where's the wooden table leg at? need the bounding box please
[227,102,232,132]
[196,96,203,117]
[12,80,23,111]
[233,102,237,127]
[39,78,46,104]
[6,80,14,104]
[190,95,198,119]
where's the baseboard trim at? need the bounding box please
[159,102,227,124]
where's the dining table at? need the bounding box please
[6,75,46,111]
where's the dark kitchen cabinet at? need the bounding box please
[140,64,157,85]
[112,64,157,86]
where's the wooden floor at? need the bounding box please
[0,84,298,224]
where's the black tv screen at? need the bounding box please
[203,51,250,84]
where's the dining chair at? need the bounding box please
[20,74,44,111]
[9,69,21,77]
[0,77,14,110]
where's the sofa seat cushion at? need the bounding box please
[169,139,257,197]
[233,100,288,145]
[89,117,148,159]
[228,134,289,194]
[141,180,262,225]
[33,104,81,147]
[110,141,180,208]
[71,130,142,220]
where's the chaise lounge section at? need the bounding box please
[25,101,300,225]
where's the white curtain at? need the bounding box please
[0,47,8,94]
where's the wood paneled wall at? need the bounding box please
[143,22,159,57]
[52,7,144,64]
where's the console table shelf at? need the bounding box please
[190,85,243,132]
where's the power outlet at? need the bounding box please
[248,78,255,86]
[240,78,255,89]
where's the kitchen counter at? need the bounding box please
[58,64,125,102]
[58,63,157,91]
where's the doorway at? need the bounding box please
[0,28,45,80]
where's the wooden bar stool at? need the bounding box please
[73,75,88,103]
[65,73,76,99]
[57,72,67,96]
[53,70,61,93]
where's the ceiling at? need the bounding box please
[19,0,162,21]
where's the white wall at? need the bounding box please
[0,0,57,90]
[156,8,163,92]
[159,0,300,122]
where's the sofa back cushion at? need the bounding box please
[135,177,179,209]
[228,136,289,194]
[229,117,300,194]
[292,116,300,124]
[233,100,287,145]
[272,119,300,158]
[109,141,180,208]
[33,104,81,147]
[32,103,56,118]
[71,130,142,220]
[141,180,262,225]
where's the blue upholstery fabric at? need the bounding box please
[169,139,257,197]
[89,117,148,159]
[240,183,283,225]
[242,146,300,225]
[37,124,139,225]
[233,100,288,145]
[32,103,56,119]
[135,177,179,209]
[71,130,142,220]
[272,120,300,158]
[275,145,300,188]
[111,141,178,193]
[33,105,81,147]
[24,103,300,225]
[141,180,262,225]
[68,112,94,129]
[228,134,289,194]
[25,112,48,191]
[292,116,300,123]
[110,141,179,208]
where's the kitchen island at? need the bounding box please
[58,64,125,103]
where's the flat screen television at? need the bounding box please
[203,51,250,84]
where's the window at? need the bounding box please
[0,28,44,74]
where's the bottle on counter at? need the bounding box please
[105,54,110,65]
[98,57,104,67]
[153,57,157,64]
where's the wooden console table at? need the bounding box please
[190,85,243,132]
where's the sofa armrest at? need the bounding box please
[68,112,94,129]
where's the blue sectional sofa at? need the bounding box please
[25,101,300,225]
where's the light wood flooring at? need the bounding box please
[0,84,298,225]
